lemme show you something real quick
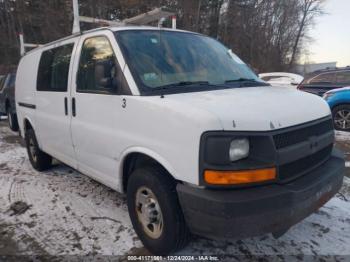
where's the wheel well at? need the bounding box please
[24,119,33,132]
[122,153,174,192]
[332,103,350,111]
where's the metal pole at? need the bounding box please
[172,15,177,29]
[19,34,25,56]
[72,0,80,34]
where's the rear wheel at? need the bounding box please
[332,104,350,131]
[6,107,19,132]
[25,129,52,171]
[127,166,190,255]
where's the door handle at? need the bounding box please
[72,97,76,117]
[64,97,68,116]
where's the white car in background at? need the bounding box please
[259,72,304,88]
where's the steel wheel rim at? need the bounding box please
[334,109,350,130]
[29,138,37,162]
[135,186,163,239]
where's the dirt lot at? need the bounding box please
[0,119,349,261]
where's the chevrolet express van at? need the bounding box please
[16,27,345,255]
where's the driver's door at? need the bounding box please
[70,31,130,188]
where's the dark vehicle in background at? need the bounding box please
[0,73,19,131]
[298,67,350,96]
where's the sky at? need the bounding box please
[306,0,350,67]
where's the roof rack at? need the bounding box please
[19,34,43,56]
[20,0,176,56]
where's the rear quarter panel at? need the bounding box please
[16,51,41,137]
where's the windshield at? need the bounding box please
[115,30,265,94]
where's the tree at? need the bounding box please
[289,0,325,69]
[0,0,326,74]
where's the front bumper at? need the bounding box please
[177,150,345,240]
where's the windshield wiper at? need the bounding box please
[154,81,213,90]
[225,78,270,87]
[225,78,258,83]
[177,81,210,86]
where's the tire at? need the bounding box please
[332,104,350,131]
[7,109,19,132]
[127,166,190,255]
[25,129,52,171]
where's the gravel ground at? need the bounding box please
[0,119,349,261]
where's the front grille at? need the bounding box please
[278,145,333,182]
[273,118,333,149]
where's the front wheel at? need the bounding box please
[25,129,52,171]
[127,166,190,255]
[332,104,350,131]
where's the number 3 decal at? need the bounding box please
[122,98,127,108]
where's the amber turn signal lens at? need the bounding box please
[204,168,276,185]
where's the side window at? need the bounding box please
[77,36,119,94]
[336,71,350,84]
[37,44,74,92]
[309,73,336,84]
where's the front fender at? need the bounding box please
[118,146,178,193]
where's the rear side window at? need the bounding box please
[336,71,350,84]
[37,44,74,92]
[308,72,336,84]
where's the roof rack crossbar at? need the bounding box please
[72,0,175,33]
[20,0,176,56]
[19,33,43,56]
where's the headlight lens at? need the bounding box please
[229,138,249,162]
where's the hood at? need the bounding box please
[165,86,331,131]
[326,86,350,94]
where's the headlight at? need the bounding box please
[229,138,249,162]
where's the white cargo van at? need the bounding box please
[16,27,345,255]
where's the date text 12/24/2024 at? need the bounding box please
[127,256,219,261]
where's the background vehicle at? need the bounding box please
[298,67,350,96]
[259,72,303,87]
[0,73,18,131]
[16,27,344,255]
[323,87,350,131]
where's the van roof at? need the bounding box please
[23,26,193,56]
